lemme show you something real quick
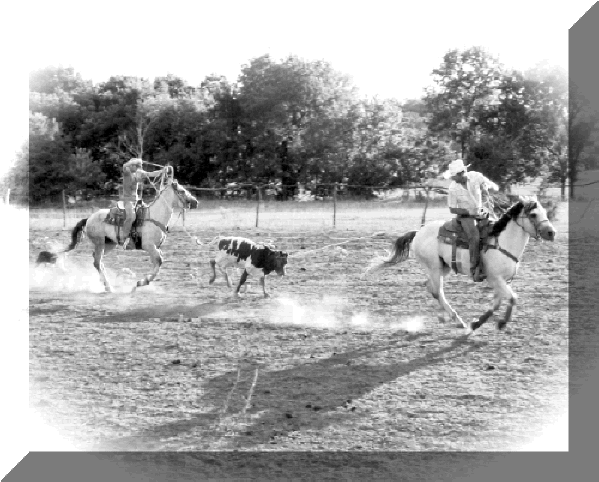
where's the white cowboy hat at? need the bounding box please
[129,158,143,166]
[443,159,470,179]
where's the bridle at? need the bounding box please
[486,201,550,264]
[170,182,191,209]
[513,202,551,240]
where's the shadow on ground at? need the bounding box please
[104,335,488,450]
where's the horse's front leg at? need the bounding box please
[497,281,517,331]
[93,244,113,293]
[469,277,514,333]
[132,245,163,292]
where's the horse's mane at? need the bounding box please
[489,201,526,237]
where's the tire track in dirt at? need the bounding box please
[29,227,568,450]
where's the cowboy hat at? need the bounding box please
[128,158,143,166]
[443,158,470,179]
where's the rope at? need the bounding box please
[288,231,388,258]
[172,218,388,259]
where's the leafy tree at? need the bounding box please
[67,148,106,191]
[29,66,91,95]
[521,63,569,198]
[1,142,29,204]
[569,82,599,198]
[28,134,75,203]
[426,47,568,189]
[238,55,359,196]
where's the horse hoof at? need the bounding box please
[497,322,507,331]
[468,321,482,333]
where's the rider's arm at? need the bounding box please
[450,207,472,215]
[471,171,499,192]
[140,168,164,180]
[123,159,141,173]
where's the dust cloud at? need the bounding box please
[29,256,139,294]
[272,296,427,333]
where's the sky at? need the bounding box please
[2,0,596,174]
[0,0,594,469]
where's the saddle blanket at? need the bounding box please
[437,217,493,248]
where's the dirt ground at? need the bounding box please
[29,204,568,451]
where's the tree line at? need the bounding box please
[7,47,599,203]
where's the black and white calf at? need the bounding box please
[209,237,288,298]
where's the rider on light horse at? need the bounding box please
[121,158,165,250]
[443,158,499,282]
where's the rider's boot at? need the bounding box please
[120,220,133,249]
[123,234,136,250]
[469,240,485,282]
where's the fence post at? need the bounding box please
[62,190,67,229]
[421,187,430,227]
[333,183,337,228]
[256,186,261,228]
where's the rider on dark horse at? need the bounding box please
[444,157,499,282]
[121,158,165,250]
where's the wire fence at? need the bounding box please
[24,178,569,232]
[27,182,452,229]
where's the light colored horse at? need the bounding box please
[368,197,556,334]
[64,177,198,292]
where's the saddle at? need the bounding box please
[104,201,148,249]
[438,216,494,274]
[438,217,493,247]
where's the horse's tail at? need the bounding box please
[365,230,418,274]
[63,218,88,252]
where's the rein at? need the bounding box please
[513,214,550,240]
[487,206,545,263]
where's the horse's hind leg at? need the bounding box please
[93,243,113,293]
[427,265,467,330]
[496,279,517,330]
[438,280,468,330]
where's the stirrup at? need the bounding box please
[471,267,484,282]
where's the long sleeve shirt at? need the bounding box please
[122,162,163,201]
[448,171,499,215]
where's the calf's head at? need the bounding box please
[273,251,289,276]
[260,247,288,276]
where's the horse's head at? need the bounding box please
[169,180,199,209]
[518,196,556,241]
